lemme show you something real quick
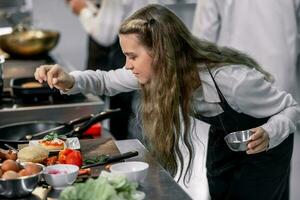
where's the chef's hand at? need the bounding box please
[69,0,87,15]
[246,127,269,154]
[34,64,74,91]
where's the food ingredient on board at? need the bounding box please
[58,149,82,167]
[18,146,49,163]
[45,148,83,167]
[38,132,66,151]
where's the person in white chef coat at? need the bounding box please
[34,4,300,200]
[192,0,300,102]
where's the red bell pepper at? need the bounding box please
[58,148,83,167]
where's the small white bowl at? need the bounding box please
[110,161,149,183]
[43,164,79,190]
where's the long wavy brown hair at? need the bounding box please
[119,4,272,184]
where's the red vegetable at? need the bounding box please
[58,148,82,167]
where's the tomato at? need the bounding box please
[46,156,58,166]
[78,168,91,176]
[58,148,82,167]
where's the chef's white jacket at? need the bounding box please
[192,0,300,102]
[78,0,162,47]
[78,0,151,46]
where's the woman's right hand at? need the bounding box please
[34,64,75,91]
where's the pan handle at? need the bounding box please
[106,150,138,163]
[67,114,94,126]
[26,113,96,140]
[68,108,121,137]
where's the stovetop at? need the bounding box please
[0,54,102,110]
[3,55,56,88]
[0,90,88,109]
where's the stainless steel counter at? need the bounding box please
[28,139,192,200]
[116,139,192,200]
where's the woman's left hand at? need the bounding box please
[246,127,269,154]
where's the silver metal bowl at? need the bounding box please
[224,130,252,151]
[0,163,44,198]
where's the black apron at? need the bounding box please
[87,37,134,139]
[87,37,111,71]
[194,70,294,200]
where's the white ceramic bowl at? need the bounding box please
[43,164,79,190]
[110,161,149,183]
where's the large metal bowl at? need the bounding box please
[0,163,44,198]
[0,29,59,57]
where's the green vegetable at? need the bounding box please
[59,171,144,200]
[84,155,108,164]
[43,132,58,141]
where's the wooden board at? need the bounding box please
[79,137,120,178]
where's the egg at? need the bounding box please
[1,159,19,172]
[2,170,19,179]
[18,169,30,177]
[24,163,41,175]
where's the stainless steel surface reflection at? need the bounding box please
[0,164,43,198]
[116,139,192,200]
[28,139,192,200]
[224,130,252,151]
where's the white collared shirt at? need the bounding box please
[192,0,300,100]
[67,64,300,149]
[78,0,157,47]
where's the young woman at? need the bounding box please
[35,4,300,200]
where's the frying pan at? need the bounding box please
[10,77,60,100]
[0,108,121,146]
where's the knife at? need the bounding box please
[81,150,139,169]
